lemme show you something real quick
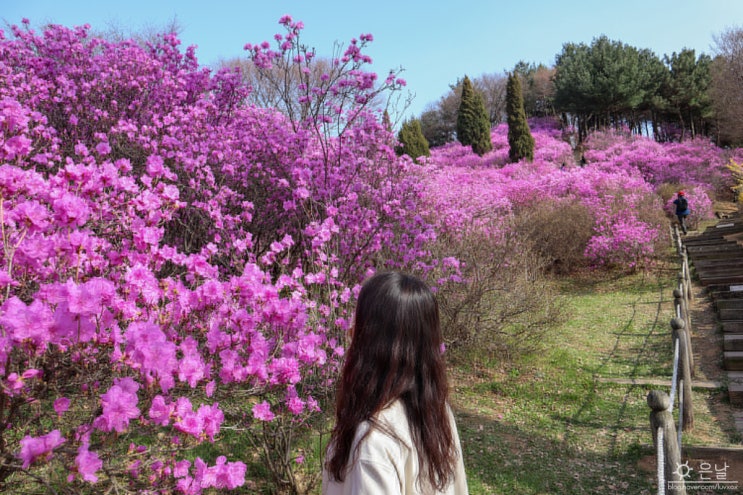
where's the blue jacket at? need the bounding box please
[674,198,690,216]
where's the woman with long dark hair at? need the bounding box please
[322,271,468,494]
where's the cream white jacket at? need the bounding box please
[322,400,469,495]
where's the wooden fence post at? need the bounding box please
[675,226,683,255]
[673,288,694,376]
[671,317,694,431]
[680,250,694,302]
[648,390,687,495]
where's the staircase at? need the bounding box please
[683,214,743,408]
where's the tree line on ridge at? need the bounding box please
[414,28,743,150]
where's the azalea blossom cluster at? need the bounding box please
[420,120,737,269]
[0,18,434,493]
[1,13,739,494]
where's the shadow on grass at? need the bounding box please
[562,278,669,458]
[454,408,655,495]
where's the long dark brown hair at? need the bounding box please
[326,271,457,490]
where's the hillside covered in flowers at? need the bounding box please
[0,17,741,494]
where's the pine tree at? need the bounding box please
[396,119,430,162]
[456,75,492,156]
[506,72,535,163]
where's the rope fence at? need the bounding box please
[647,225,694,495]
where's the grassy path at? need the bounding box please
[451,262,739,494]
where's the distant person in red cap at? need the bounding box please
[673,191,690,234]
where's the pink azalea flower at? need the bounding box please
[124,321,177,392]
[0,297,53,350]
[54,397,70,416]
[174,459,191,478]
[198,403,224,441]
[148,395,173,426]
[95,142,111,155]
[174,397,193,419]
[52,193,90,227]
[2,135,32,159]
[0,97,29,132]
[287,395,305,415]
[252,401,274,421]
[200,456,246,490]
[178,337,207,387]
[115,377,140,395]
[9,200,49,231]
[306,395,320,413]
[65,278,115,316]
[6,372,25,393]
[17,430,66,468]
[0,268,16,288]
[175,411,204,439]
[205,380,216,397]
[145,155,166,177]
[267,357,300,385]
[94,383,140,433]
[75,444,103,483]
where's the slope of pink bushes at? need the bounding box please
[421,120,737,268]
[0,15,740,494]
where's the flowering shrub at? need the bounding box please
[0,17,434,494]
[423,117,740,270]
[0,13,740,495]
[583,128,742,198]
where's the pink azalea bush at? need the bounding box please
[422,119,736,270]
[583,128,743,194]
[0,14,740,495]
[0,17,436,494]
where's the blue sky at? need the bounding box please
[4,1,743,119]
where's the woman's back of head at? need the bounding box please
[327,271,455,490]
[350,271,443,398]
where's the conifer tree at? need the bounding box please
[396,118,430,162]
[456,75,492,156]
[506,72,535,162]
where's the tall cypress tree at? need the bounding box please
[396,118,430,162]
[382,110,393,133]
[456,75,492,156]
[506,72,535,163]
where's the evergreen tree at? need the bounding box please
[553,36,669,140]
[396,118,430,162]
[663,49,712,139]
[456,75,492,156]
[506,72,535,163]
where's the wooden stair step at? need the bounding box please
[724,334,743,351]
[722,321,743,333]
[720,309,743,320]
[727,372,743,406]
[716,299,743,310]
[706,284,743,297]
[725,351,743,370]
[699,275,743,287]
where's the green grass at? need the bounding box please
[450,260,739,494]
